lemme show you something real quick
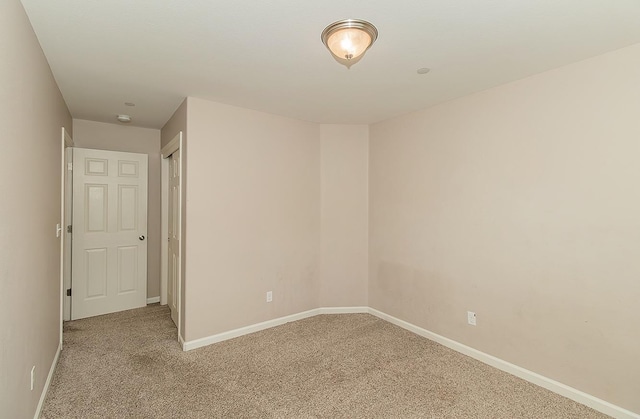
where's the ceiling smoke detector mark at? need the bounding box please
[117,114,132,123]
[124,102,135,107]
[417,67,431,75]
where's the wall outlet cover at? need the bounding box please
[467,311,477,326]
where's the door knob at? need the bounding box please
[139,235,145,241]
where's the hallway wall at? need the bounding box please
[0,1,72,417]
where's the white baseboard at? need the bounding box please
[146,296,160,304]
[181,306,369,352]
[319,306,369,314]
[179,305,637,418]
[367,308,639,419]
[182,309,321,351]
[34,343,61,419]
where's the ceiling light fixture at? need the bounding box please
[321,19,378,69]
[117,114,132,123]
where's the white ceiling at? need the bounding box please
[20,0,640,129]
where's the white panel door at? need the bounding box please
[72,148,148,320]
[168,149,180,326]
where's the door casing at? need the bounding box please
[161,132,183,344]
[60,127,73,344]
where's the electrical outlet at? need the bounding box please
[266,291,273,303]
[30,366,35,391]
[467,311,477,326]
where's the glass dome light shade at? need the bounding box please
[321,19,378,65]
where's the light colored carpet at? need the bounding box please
[42,304,608,418]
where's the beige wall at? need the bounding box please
[369,43,640,413]
[185,98,321,341]
[161,99,187,150]
[73,119,162,298]
[320,125,369,307]
[160,99,187,336]
[0,1,72,417]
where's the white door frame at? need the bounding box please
[161,132,183,341]
[60,127,73,346]
[62,147,72,321]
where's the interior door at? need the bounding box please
[71,148,148,320]
[168,149,180,326]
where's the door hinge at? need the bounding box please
[67,225,72,233]
[66,289,72,297]
[67,162,73,171]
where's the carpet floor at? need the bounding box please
[42,304,608,418]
